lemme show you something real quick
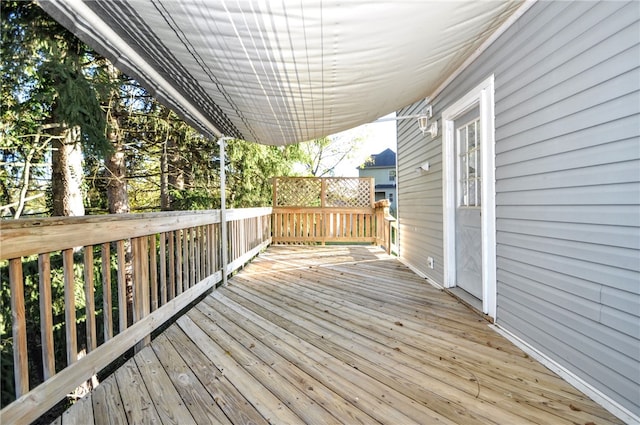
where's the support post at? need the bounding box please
[219,137,229,286]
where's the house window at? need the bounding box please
[389,170,396,182]
[458,118,481,207]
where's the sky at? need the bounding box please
[332,113,398,177]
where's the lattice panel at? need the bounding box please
[325,178,372,208]
[275,178,322,207]
[274,177,373,208]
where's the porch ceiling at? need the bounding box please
[39,0,523,146]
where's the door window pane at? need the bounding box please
[458,117,481,207]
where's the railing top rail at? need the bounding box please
[0,207,272,260]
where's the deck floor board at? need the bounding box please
[54,245,623,424]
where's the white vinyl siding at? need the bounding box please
[396,0,640,419]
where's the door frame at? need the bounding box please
[442,75,497,319]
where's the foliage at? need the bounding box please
[1,0,112,217]
[226,139,305,207]
[297,134,363,177]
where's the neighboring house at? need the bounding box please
[358,148,397,215]
[395,1,639,422]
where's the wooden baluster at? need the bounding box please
[84,246,97,352]
[182,228,189,290]
[189,227,196,287]
[62,248,77,365]
[150,234,158,312]
[132,237,142,324]
[38,253,55,379]
[237,220,242,258]
[141,236,150,346]
[200,226,206,279]
[101,243,113,341]
[116,240,127,332]
[159,232,167,306]
[9,258,29,397]
[213,224,219,272]
[206,224,213,276]
[176,229,183,295]
[273,212,279,242]
[194,226,201,283]
[301,213,306,241]
[168,231,176,300]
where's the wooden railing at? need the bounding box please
[272,176,378,245]
[0,207,271,425]
[374,199,398,255]
[272,207,377,244]
[271,177,397,251]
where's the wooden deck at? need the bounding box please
[54,245,622,425]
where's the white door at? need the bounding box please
[454,107,482,299]
[442,75,496,318]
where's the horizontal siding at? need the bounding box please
[499,231,639,273]
[499,279,639,374]
[498,157,640,191]
[396,0,640,418]
[498,307,639,413]
[496,182,640,206]
[497,205,640,226]
[497,219,640,251]
[496,114,639,168]
[497,3,638,110]
[397,100,445,281]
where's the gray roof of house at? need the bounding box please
[360,148,396,169]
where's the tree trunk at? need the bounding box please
[104,65,129,214]
[167,136,183,207]
[105,138,129,214]
[104,63,133,325]
[51,126,85,217]
[160,141,170,210]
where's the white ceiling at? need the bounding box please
[39,0,524,145]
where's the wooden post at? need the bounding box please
[9,258,29,397]
[369,177,375,209]
[320,178,327,208]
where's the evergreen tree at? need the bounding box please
[1,0,110,217]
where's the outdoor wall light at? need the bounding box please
[417,105,438,138]
[372,98,437,137]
